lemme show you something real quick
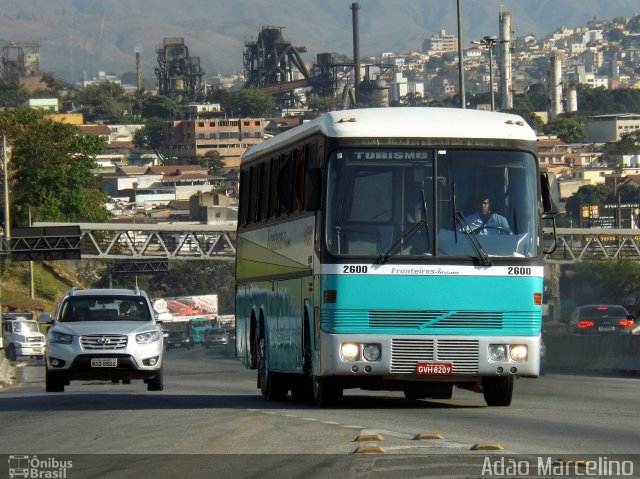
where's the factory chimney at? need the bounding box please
[499,10,513,110]
[136,51,142,92]
[568,84,578,112]
[351,2,360,105]
[549,53,563,119]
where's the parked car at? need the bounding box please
[568,304,635,334]
[202,328,229,347]
[166,330,193,351]
[44,288,167,392]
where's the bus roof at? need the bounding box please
[242,107,537,163]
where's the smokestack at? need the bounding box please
[499,10,513,110]
[351,2,360,105]
[568,84,578,112]
[136,51,142,91]
[550,53,563,119]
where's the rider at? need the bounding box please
[464,193,512,235]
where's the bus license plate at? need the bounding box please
[91,358,117,367]
[416,362,452,375]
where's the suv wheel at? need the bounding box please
[147,368,163,391]
[45,368,65,392]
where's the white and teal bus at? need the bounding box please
[236,107,555,407]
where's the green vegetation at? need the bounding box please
[1,260,79,315]
[571,260,640,305]
[0,108,111,226]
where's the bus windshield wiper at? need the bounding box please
[453,210,492,266]
[378,186,431,264]
[378,218,428,264]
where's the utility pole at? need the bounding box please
[457,0,466,108]
[471,35,499,111]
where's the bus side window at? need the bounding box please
[248,165,260,223]
[277,153,294,215]
[268,156,279,219]
[258,161,270,222]
[294,148,305,212]
[239,168,250,226]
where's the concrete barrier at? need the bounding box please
[544,334,640,375]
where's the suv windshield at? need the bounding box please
[59,296,151,322]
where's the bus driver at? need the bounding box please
[464,194,512,235]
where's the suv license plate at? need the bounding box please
[91,358,117,367]
[416,362,452,375]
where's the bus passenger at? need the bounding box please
[464,194,512,235]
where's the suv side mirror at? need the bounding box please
[39,313,53,324]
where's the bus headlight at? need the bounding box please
[509,344,528,362]
[488,344,507,362]
[362,344,381,362]
[340,343,360,361]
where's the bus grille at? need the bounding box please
[390,338,479,374]
[371,310,504,329]
[81,335,128,350]
[321,309,539,334]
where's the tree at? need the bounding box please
[0,80,30,108]
[73,81,131,123]
[571,260,640,305]
[133,117,166,160]
[544,115,588,143]
[0,108,111,226]
[141,94,181,121]
[564,184,611,225]
[604,130,640,157]
[221,89,276,117]
[197,150,225,176]
[400,91,426,107]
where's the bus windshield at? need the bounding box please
[325,148,538,259]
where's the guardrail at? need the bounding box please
[543,333,640,375]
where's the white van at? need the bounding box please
[2,312,47,361]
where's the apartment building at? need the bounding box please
[161,112,266,168]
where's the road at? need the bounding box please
[1,346,639,478]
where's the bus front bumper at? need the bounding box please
[316,332,541,378]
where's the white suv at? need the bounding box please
[45,288,165,392]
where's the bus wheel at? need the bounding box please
[482,376,514,407]
[257,337,287,400]
[312,376,343,407]
[291,376,313,401]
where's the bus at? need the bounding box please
[235,107,555,407]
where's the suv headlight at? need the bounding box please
[50,332,73,344]
[136,330,161,344]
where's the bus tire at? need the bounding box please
[257,337,287,400]
[312,376,343,407]
[291,376,313,401]
[482,376,514,407]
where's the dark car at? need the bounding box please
[569,304,635,334]
[166,330,193,351]
[202,328,228,347]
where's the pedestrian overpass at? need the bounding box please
[4,224,640,264]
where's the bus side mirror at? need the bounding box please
[303,168,321,211]
[540,172,558,214]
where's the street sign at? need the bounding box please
[10,226,81,261]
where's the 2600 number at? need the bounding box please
[343,265,368,274]
[508,267,531,275]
